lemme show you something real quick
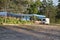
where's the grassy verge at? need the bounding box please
[0,17,33,25]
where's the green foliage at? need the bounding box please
[41,0,57,23]
[29,6,38,14]
[0,0,6,9]
[27,0,42,14]
[35,0,42,7]
[33,7,38,14]
[0,0,42,14]
[56,0,60,19]
[0,0,60,23]
[0,17,33,24]
[55,19,60,24]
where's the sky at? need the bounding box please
[40,0,58,6]
[53,0,58,5]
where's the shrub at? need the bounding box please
[0,17,33,24]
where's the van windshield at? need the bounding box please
[43,19,45,21]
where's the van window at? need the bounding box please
[43,19,45,21]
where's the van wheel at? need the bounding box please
[43,22,45,24]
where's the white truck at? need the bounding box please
[41,18,50,24]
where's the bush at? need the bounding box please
[55,19,60,24]
[0,17,33,24]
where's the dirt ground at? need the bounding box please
[0,25,60,40]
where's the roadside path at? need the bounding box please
[0,25,60,40]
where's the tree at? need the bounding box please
[46,0,57,22]
[0,0,6,10]
[8,0,27,13]
[35,0,42,7]
[56,0,60,19]
[26,0,42,14]
[40,0,47,15]
[0,0,30,13]
[41,0,57,23]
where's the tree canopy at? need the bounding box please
[0,0,60,23]
[56,0,60,19]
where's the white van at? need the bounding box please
[41,18,50,24]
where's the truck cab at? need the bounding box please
[41,18,50,24]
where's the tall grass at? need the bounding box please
[0,17,33,24]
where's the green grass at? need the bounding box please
[0,17,33,24]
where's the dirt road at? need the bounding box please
[0,25,60,40]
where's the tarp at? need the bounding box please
[0,12,7,16]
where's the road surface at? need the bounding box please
[0,25,60,40]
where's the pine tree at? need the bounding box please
[58,0,60,8]
[0,0,6,10]
[42,0,56,22]
[56,0,60,19]
[41,0,47,15]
